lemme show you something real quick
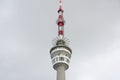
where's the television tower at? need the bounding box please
[50,0,72,80]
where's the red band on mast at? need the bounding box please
[58,30,63,35]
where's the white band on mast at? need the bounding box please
[59,0,62,6]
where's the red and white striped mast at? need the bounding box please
[57,0,65,39]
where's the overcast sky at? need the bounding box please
[0,0,120,80]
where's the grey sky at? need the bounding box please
[0,0,120,80]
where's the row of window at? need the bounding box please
[52,57,70,64]
[51,51,71,59]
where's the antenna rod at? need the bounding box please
[57,0,65,39]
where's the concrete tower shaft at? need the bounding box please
[57,65,65,80]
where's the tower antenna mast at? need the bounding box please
[57,0,65,39]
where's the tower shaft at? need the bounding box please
[57,65,65,80]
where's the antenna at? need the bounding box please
[57,0,65,39]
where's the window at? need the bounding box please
[56,57,58,61]
[65,54,68,57]
[59,57,64,61]
[66,59,69,63]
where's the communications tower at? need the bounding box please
[50,0,72,80]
